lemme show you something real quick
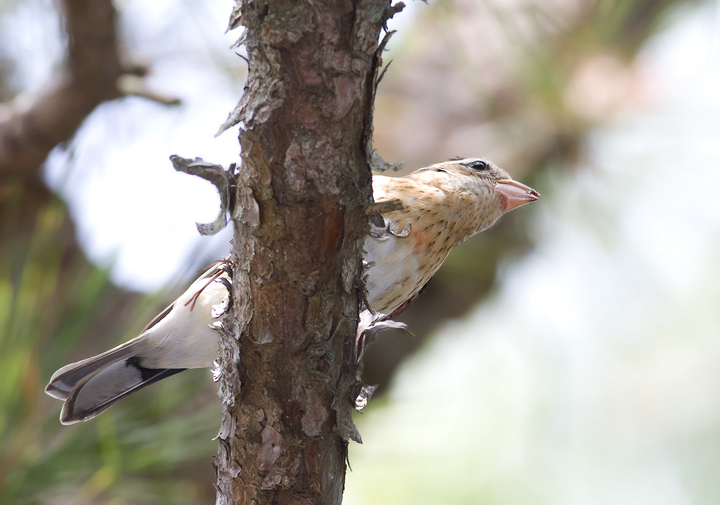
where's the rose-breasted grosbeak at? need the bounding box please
[46,157,539,424]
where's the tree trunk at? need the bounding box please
[213,1,402,504]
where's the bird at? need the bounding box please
[45,157,539,424]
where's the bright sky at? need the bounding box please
[38,0,243,291]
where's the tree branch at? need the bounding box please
[0,0,180,179]
[0,0,124,178]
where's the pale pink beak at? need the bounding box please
[496,180,540,212]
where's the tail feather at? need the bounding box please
[45,261,231,424]
[60,363,184,424]
[46,341,185,425]
[45,341,138,401]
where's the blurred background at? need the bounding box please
[1,0,719,503]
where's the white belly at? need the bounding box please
[364,233,428,316]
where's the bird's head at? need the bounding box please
[413,157,540,236]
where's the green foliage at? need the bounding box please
[0,197,218,505]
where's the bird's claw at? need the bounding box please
[212,276,233,317]
[356,275,375,316]
[354,310,413,364]
[389,223,411,238]
[353,383,378,413]
[368,210,411,240]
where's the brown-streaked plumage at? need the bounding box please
[45,157,539,424]
[365,157,539,318]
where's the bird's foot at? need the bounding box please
[354,309,413,364]
[185,259,234,313]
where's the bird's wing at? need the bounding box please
[139,262,224,333]
[45,262,230,424]
[44,337,148,401]
[58,358,185,424]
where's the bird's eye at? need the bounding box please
[467,160,488,171]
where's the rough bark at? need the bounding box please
[213,1,402,504]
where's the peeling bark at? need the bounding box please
[214,1,403,504]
